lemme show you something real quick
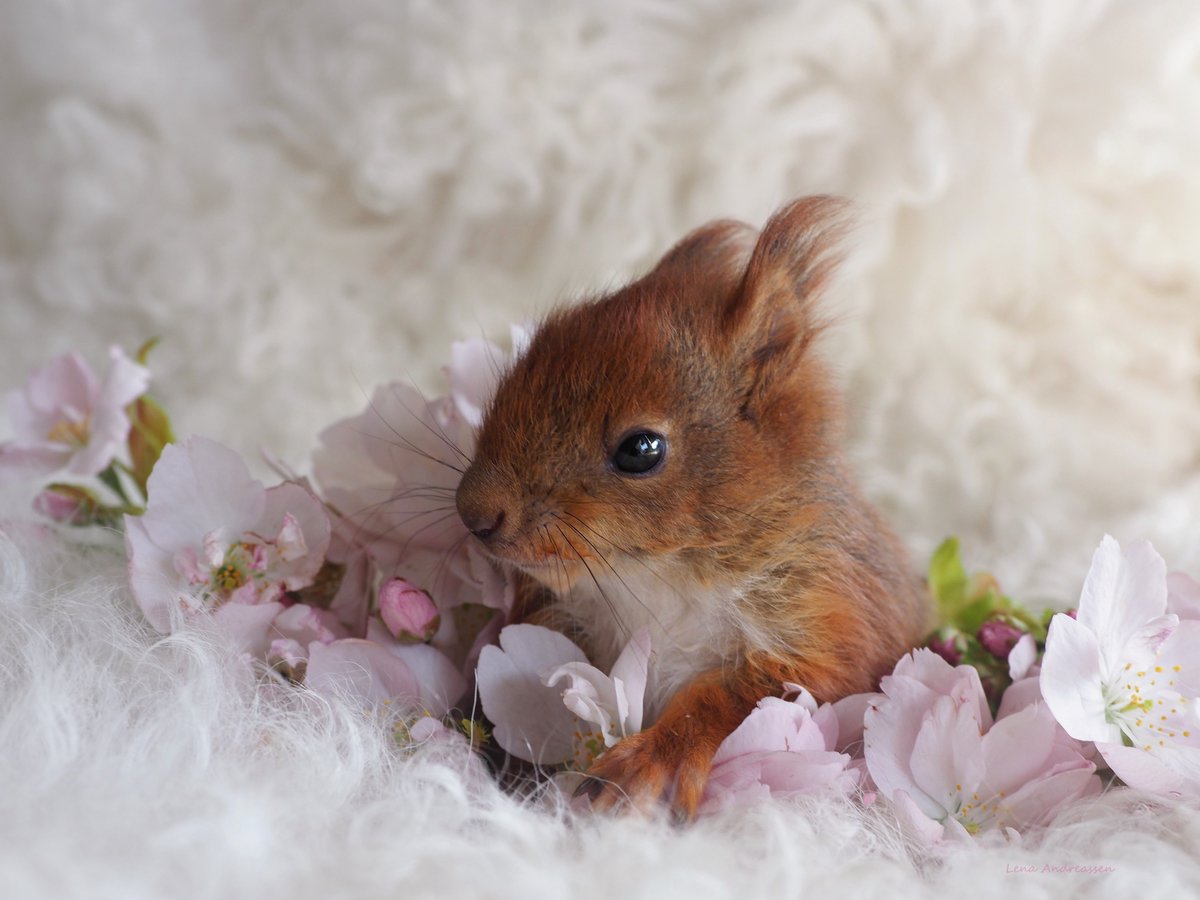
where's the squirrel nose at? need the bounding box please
[462,509,506,542]
[456,464,512,544]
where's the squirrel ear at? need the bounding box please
[724,195,849,364]
[648,218,758,290]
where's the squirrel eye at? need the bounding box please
[611,431,666,475]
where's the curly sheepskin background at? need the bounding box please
[2,2,1200,897]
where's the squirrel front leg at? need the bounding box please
[579,667,755,819]
[579,650,851,820]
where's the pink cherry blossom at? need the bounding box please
[125,436,331,634]
[122,437,466,714]
[476,624,650,768]
[258,453,374,637]
[865,648,1099,845]
[379,577,440,643]
[699,689,860,815]
[311,335,526,689]
[1040,535,1200,798]
[312,332,529,608]
[0,346,149,483]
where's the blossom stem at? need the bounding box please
[97,464,134,507]
[111,459,148,501]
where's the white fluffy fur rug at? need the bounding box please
[3,1,1200,896]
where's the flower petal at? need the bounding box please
[1076,536,1167,669]
[272,603,348,646]
[1008,634,1038,682]
[1152,619,1200,699]
[701,749,855,814]
[258,481,331,591]
[475,624,587,764]
[893,649,992,730]
[1167,572,1200,622]
[738,698,832,756]
[9,352,97,437]
[447,337,504,429]
[139,437,265,551]
[125,513,185,633]
[378,640,468,717]
[995,675,1044,721]
[890,789,946,849]
[831,692,874,756]
[547,662,614,740]
[1101,741,1190,796]
[864,681,943,817]
[1040,612,1117,743]
[908,694,985,814]
[997,757,1100,828]
[67,346,150,477]
[210,601,285,658]
[314,382,467,557]
[0,443,73,485]
[305,639,422,709]
[607,626,651,734]
[979,701,1056,798]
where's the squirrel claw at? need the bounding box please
[572,776,604,802]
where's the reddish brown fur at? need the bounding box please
[457,197,931,819]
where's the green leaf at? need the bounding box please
[928,537,968,615]
[957,595,997,635]
[96,465,134,506]
[128,394,176,495]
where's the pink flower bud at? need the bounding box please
[32,484,101,525]
[927,633,963,666]
[33,488,84,523]
[379,578,440,643]
[977,619,1024,661]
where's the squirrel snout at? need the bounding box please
[456,466,510,544]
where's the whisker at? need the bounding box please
[541,524,573,615]
[557,510,686,603]
[425,531,471,608]
[353,423,467,476]
[349,375,470,476]
[396,381,474,468]
[552,514,671,638]
[377,504,458,519]
[552,523,629,645]
[369,510,463,566]
[330,482,462,551]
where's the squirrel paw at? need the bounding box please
[575,726,714,821]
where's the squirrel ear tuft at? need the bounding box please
[723,196,850,420]
[637,218,758,322]
[652,218,758,280]
[723,196,850,353]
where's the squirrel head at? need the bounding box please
[456,197,850,591]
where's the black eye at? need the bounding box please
[611,430,666,475]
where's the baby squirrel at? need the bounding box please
[456,197,930,817]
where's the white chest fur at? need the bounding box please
[551,558,750,720]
